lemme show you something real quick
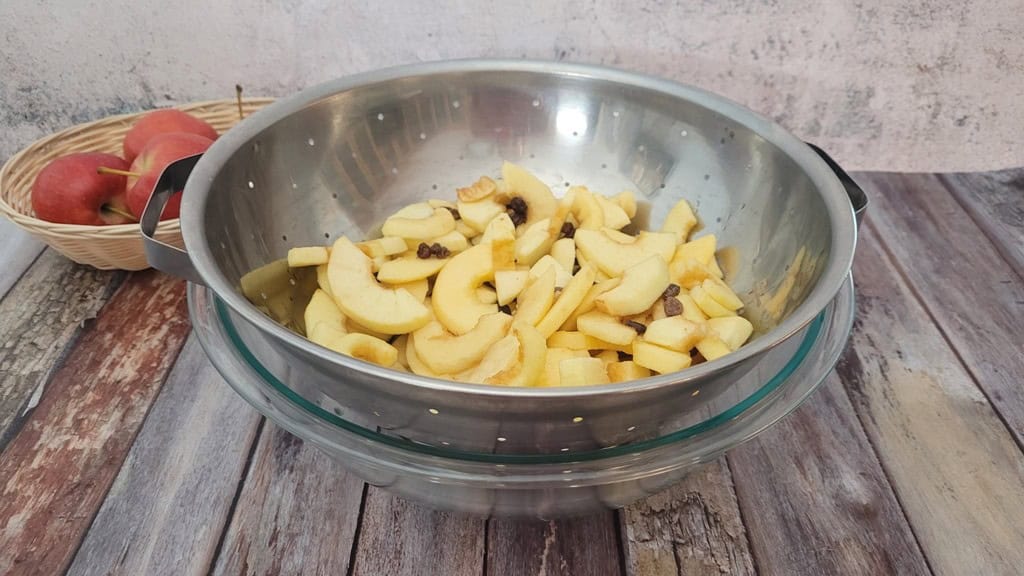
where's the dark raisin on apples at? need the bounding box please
[498,304,512,315]
[624,320,647,334]
[662,283,681,298]
[560,221,576,239]
[445,206,461,220]
[663,296,683,317]
[617,351,633,362]
[416,243,432,259]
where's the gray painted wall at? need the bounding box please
[2,0,1021,172]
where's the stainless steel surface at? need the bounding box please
[189,274,856,516]
[807,142,868,229]
[140,154,205,285]
[165,59,859,453]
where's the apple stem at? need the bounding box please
[235,84,244,120]
[103,205,138,221]
[96,166,140,178]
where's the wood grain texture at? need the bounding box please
[0,220,43,301]
[837,228,1024,575]
[621,459,755,576]
[65,337,262,576]
[212,423,364,576]
[860,172,1024,445]
[727,379,931,576]
[939,168,1024,279]
[0,250,124,448]
[351,488,485,576]
[487,513,622,576]
[0,271,189,576]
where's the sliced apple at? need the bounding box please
[632,340,692,374]
[515,266,556,326]
[456,332,519,384]
[643,316,706,352]
[550,238,576,272]
[431,243,497,334]
[595,255,670,316]
[538,347,590,387]
[486,322,547,386]
[405,230,469,254]
[381,206,456,240]
[561,277,621,331]
[690,284,736,318]
[574,228,677,277]
[411,312,512,374]
[669,257,717,289]
[406,330,446,377]
[476,285,498,304]
[358,236,408,258]
[315,264,332,297]
[457,175,498,202]
[392,334,409,370]
[672,235,722,279]
[427,198,457,210]
[327,333,398,367]
[547,330,631,353]
[677,293,709,323]
[535,264,597,337]
[327,237,431,334]
[376,254,449,284]
[480,212,517,245]
[595,195,632,230]
[492,237,516,271]
[661,199,698,242]
[304,288,347,338]
[457,196,506,233]
[385,278,429,303]
[529,254,571,288]
[499,161,557,227]
[607,361,651,383]
[575,310,638,346]
[707,316,754,350]
[610,191,637,218]
[696,335,732,361]
[568,186,604,230]
[495,269,530,305]
[388,202,434,219]
[559,357,610,386]
[514,217,555,266]
[702,277,744,310]
[456,220,481,239]
[595,349,620,366]
[287,246,329,267]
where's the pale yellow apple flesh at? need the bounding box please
[431,243,497,335]
[595,255,671,316]
[376,254,449,284]
[607,360,651,383]
[514,266,556,326]
[412,312,513,374]
[574,228,677,277]
[633,340,692,374]
[534,265,596,338]
[287,246,330,267]
[575,310,638,346]
[500,161,557,227]
[559,357,610,386]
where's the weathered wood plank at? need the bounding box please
[0,250,124,449]
[621,459,755,576]
[0,271,189,575]
[837,227,1024,575]
[727,378,931,575]
[939,168,1024,280]
[860,172,1024,445]
[351,489,485,576]
[487,513,622,576]
[212,424,364,576]
[0,220,44,301]
[65,336,262,576]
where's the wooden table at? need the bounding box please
[1,170,1022,576]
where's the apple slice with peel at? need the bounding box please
[574,228,677,277]
[537,347,590,387]
[457,175,498,202]
[514,266,556,326]
[327,237,431,335]
[431,243,497,334]
[381,206,456,240]
[411,312,512,374]
[499,161,557,228]
[575,310,638,346]
[376,254,449,284]
[643,316,705,352]
[595,255,670,316]
[632,340,692,374]
[607,361,651,383]
[534,264,597,338]
[495,269,529,305]
[561,277,621,331]
[707,316,754,350]
[661,199,698,242]
[288,246,329,267]
[559,357,610,386]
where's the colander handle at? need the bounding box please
[140,154,205,285]
[805,142,868,229]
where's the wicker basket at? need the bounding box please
[0,98,273,270]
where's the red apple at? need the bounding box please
[31,152,135,225]
[126,132,213,220]
[122,109,218,163]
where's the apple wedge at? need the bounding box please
[595,194,632,230]
[480,212,517,244]
[661,199,698,242]
[547,330,631,353]
[484,322,547,386]
[701,277,744,310]
[457,175,498,202]
[514,217,555,266]
[405,230,469,254]
[411,312,513,374]
[550,238,576,272]
[607,361,651,383]
[559,356,610,386]
[385,278,429,303]
[500,161,557,227]
[326,333,398,367]
[455,332,519,384]
[575,310,638,346]
[326,237,432,335]
[495,269,530,305]
[537,347,590,387]
[643,316,705,352]
[612,191,638,219]
[515,266,556,326]
[696,335,732,361]
[690,284,736,318]
[316,264,333,297]
[574,228,677,277]
[288,246,330,267]
[707,316,754,350]
[595,255,671,316]
[457,196,506,233]
[561,277,621,331]
[535,265,597,338]
[529,254,571,288]
[304,288,347,338]
[568,186,605,230]
[376,254,450,284]
[358,236,408,258]
[431,243,497,334]
[632,340,692,374]
[381,206,456,240]
[406,330,446,377]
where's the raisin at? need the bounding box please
[506,196,528,226]
[498,304,512,315]
[416,243,432,259]
[663,296,683,317]
[662,283,681,298]
[624,319,647,334]
[445,206,461,220]
[560,221,576,239]
[617,351,633,362]
[508,208,527,226]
